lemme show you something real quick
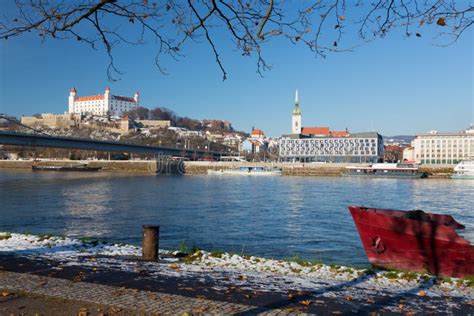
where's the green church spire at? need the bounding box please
[292,89,301,115]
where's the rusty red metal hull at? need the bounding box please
[348,206,473,278]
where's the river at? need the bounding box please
[0,170,473,266]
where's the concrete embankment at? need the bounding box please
[184,162,455,178]
[0,159,159,173]
[185,162,353,176]
[0,160,454,177]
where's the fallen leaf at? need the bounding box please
[169,263,179,269]
[399,303,405,309]
[300,300,312,306]
[346,295,353,301]
[1,291,9,297]
[339,15,345,21]
[367,298,375,304]
[417,290,427,297]
[436,17,446,26]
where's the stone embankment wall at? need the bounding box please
[419,166,454,178]
[0,160,455,177]
[184,162,353,176]
[0,159,158,173]
[184,162,455,178]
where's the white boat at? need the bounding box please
[451,160,474,179]
[207,166,282,176]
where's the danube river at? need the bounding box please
[1,170,473,266]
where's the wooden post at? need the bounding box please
[142,225,160,260]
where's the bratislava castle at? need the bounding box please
[68,87,139,117]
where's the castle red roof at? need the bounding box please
[76,95,104,102]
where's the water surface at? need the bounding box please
[1,170,473,266]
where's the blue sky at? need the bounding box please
[0,4,472,137]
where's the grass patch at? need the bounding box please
[461,275,474,287]
[384,271,399,279]
[181,250,204,264]
[284,253,323,267]
[178,240,188,254]
[210,250,225,258]
[0,233,12,240]
[400,271,419,282]
[79,237,100,246]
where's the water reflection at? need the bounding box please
[60,178,113,238]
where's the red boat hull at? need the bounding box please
[348,206,473,278]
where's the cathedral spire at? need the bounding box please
[293,89,301,115]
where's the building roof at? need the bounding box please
[301,127,330,135]
[70,87,77,93]
[251,128,265,136]
[76,95,104,102]
[330,130,350,137]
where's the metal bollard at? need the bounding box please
[142,225,160,260]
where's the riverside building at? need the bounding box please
[413,125,474,165]
[279,91,384,163]
[68,87,139,117]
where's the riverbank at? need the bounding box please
[185,161,454,178]
[0,232,472,315]
[0,159,159,173]
[0,159,456,177]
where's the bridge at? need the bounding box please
[0,131,228,159]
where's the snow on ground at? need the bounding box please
[1,232,472,313]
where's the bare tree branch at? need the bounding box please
[1,0,471,81]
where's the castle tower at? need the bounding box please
[104,86,111,114]
[134,91,140,103]
[68,87,77,113]
[292,89,302,134]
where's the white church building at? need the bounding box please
[68,87,139,117]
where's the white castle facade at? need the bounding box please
[68,87,139,117]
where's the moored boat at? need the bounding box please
[342,163,428,178]
[451,160,474,179]
[207,166,282,176]
[32,164,101,172]
[348,205,473,278]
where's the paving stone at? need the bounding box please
[0,271,286,315]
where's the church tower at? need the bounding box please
[292,89,302,134]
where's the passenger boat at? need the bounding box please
[342,163,428,178]
[451,160,474,179]
[348,205,473,278]
[32,164,101,172]
[207,166,282,176]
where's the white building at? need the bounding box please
[280,91,383,163]
[68,87,139,117]
[413,125,474,165]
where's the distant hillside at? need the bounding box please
[383,135,415,144]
